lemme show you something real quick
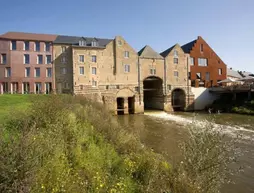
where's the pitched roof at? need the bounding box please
[0,31,57,42]
[160,44,176,57]
[54,35,113,47]
[138,45,164,59]
[181,39,197,53]
[227,68,242,78]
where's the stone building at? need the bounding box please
[0,31,195,114]
[160,44,194,111]
[53,35,143,114]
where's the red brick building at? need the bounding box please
[182,36,227,87]
[0,32,57,94]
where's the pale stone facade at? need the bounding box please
[161,44,194,111]
[54,36,194,114]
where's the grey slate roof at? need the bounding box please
[54,35,113,47]
[138,45,164,59]
[227,68,242,78]
[160,44,176,57]
[181,40,197,53]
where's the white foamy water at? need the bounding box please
[145,111,254,141]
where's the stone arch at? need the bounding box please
[116,88,135,98]
[116,88,135,115]
[143,76,164,110]
[171,88,186,111]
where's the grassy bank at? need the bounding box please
[0,95,237,193]
[0,95,173,192]
[0,95,31,122]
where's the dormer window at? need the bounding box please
[91,41,98,47]
[79,40,86,46]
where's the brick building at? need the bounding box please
[0,32,57,94]
[182,36,227,87]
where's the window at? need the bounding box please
[124,64,130,73]
[61,46,67,53]
[218,68,222,75]
[5,67,11,77]
[79,67,84,75]
[174,71,179,77]
[46,55,52,64]
[150,67,156,75]
[174,58,178,64]
[35,68,40,77]
[1,54,7,64]
[61,56,66,63]
[45,83,52,94]
[198,58,208,66]
[196,72,201,79]
[79,55,84,62]
[24,41,29,51]
[35,42,40,51]
[190,57,194,65]
[45,42,50,52]
[92,55,97,63]
[200,44,204,52]
[124,51,129,58]
[188,72,191,79]
[205,72,210,80]
[46,68,52,77]
[3,82,8,93]
[91,41,98,47]
[25,67,30,77]
[35,83,42,94]
[92,67,97,75]
[173,50,178,57]
[37,55,43,64]
[118,40,122,46]
[61,67,67,74]
[92,79,97,87]
[23,82,30,94]
[11,41,17,50]
[24,54,30,64]
[79,40,86,46]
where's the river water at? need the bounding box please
[117,112,254,193]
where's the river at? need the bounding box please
[117,112,254,193]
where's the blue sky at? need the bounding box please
[1,0,253,72]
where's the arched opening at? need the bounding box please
[172,89,186,111]
[117,97,124,115]
[143,76,164,110]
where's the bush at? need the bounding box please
[0,95,172,193]
[0,95,239,193]
[170,121,241,193]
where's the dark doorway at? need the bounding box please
[172,89,186,111]
[128,97,135,114]
[117,97,124,115]
[143,76,164,110]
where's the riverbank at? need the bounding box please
[208,97,254,115]
[0,95,174,192]
[0,95,238,193]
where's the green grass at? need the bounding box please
[0,94,47,123]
